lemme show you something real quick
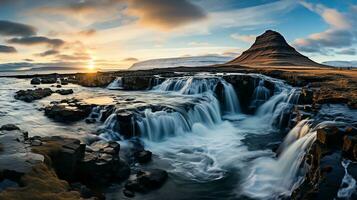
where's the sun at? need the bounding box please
[87,59,96,71]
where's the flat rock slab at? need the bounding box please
[0,130,44,181]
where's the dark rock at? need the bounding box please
[0,124,20,131]
[30,77,41,85]
[342,135,357,160]
[14,88,53,102]
[56,84,62,88]
[75,73,115,87]
[316,126,344,147]
[71,182,93,198]
[40,77,57,84]
[125,169,168,192]
[44,99,93,122]
[123,189,135,197]
[298,88,314,104]
[134,150,152,164]
[122,76,153,90]
[31,136,86,181]
[55,89,74,95]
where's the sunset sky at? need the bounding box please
[0,0,356,71]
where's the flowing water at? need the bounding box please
[0,73,355,200]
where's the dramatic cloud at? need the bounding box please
[230,34,256,43]
[7,36,65,48]
[0,45,17,53]
[294,2,356,54]
[188,42,210,46]
[36,49,59,57]
[56,52,91,61]
[127,0,207,30]
[0,20,36,36]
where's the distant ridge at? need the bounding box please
[129,55,233,70]
[228,30,324,67]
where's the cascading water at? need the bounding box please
[337,160,357,199]
[107,77,123,90]
[250,80,271,109]
[241,119,316,199]
[91,73,321,199]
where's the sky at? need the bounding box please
[0,0,356,71]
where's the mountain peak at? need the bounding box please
[228,30,323,67]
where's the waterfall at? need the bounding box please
[153,76,240,114]
[250,80,271,109]
[253,87,301,128]
[241,120,316,199]
[137,94,222,141]
[107,77,123,90]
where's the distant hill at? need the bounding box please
[228,30,324,67]
[322,61,357,68]
[129,55,233,70]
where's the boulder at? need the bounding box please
[0,124,20,131]
[134,150,152,164]
[122,76,153,90]
[55,89,74,95]
[31,136,86,181]
[30,77,41,85]
[40,77,57,84]
[125,169,168,192]
[44,99,93,122]
[15,88,53,102]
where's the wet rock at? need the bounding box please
[342,135,357,160]
[77,141,129,185]
[125,169,168,192]
[40,77,57,84]
[15,88,53,102]
[56,84,62,88]
[298,88,314,104]
[123,189,135,197]
[316,126,344,147]
[75,73,115,87]
[122,76,153,90]
[0,129,44,182]
[44,99,93,122]
[31,136,85,181]
[0,124,20,131]
[30,77,41,85]
[55,89,74,95]
[134,150,152,164]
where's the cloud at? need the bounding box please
[0,45,17,53]
[36,49,59,57]
[127,0,207,30]
[55,52,91,61]
[7,36,65,48]
[336,48,356,55]
[78,29,96,36]
[0,20,36,36]
[188,42,210,46]
[230,33,256,43]
[294,2,356,54]
[122,57,139,62]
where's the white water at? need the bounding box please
[250,80,271,109]
[98,74,317,199]
[337,160,357,199]
[107,77,123,90]
[241,120,315,199]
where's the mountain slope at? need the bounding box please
[228,30,324,67]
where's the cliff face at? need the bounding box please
[229,30,323,67]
